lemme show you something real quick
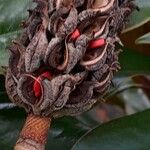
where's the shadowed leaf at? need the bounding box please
[72,109,150,150]
[135,32,150,44]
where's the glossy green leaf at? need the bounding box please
[0,0,32,34]
[135,32,150,44]
[0,31,21,67]
[117,47,150,75]
[123,0,150,33]
[0,107,25,150]
[0,0,32,67]
[106,75,150,114]
[118,88,150,114]
[72,109,150,150]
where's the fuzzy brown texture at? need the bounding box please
[15,114,51,150]
[5,0,136,118]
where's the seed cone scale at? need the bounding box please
[6,0,136,117]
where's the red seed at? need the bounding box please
[88,38,105,49]
[33,77,41,98]
[33,71,52,98]
[42,71,52,80]
[70,29,80,40]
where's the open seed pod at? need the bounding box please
[5,0,136,149]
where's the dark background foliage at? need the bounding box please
[0,0,150,149]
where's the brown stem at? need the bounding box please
[14,114,51,150]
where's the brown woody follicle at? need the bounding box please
[6,0,136,117]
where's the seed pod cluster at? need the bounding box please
[6,0,136,118]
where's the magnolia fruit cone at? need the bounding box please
[4,0,136,149]
[14,114,51,150]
